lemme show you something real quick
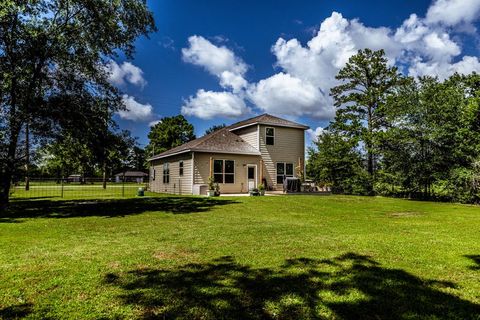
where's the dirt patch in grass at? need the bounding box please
[108,261,121,269]
[387,211,424,218]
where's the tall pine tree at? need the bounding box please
[330,49,402,194]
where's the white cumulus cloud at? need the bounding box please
[426,0,480,26]
[107,61,146,88]
[306,126,325,143]
[247,73,333,119]
[181,89,250,119]
[118,95,153,122]
[182,36,248,91]
[181,0,480,121]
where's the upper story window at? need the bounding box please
[213,159,235,184]
[266,127,275,145]
[163,163,170,184]
[179,160,184,176]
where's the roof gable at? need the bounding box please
[149,114,308,161]
[150,128,260,160]
[228,113,309,131]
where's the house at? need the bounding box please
[149,114,309,195]
[114,171,148,183]
[67,174,82,183]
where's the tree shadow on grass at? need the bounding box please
[0,196,239,222]
[0,303,33,319]
[464,255,480,271]
[105,253,480,319]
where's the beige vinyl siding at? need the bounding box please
[230,126,259,149]
[259,125,305,190]
[150,152,193,195]
[193,152,261,194]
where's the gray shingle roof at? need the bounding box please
[114,171,148,177]
[227,113,309,131]
[149,127,261,160]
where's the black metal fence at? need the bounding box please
[10,177,149,199]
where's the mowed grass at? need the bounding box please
[0,193,479,319]
[11,182,146,199]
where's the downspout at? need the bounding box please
[191,152,195,194]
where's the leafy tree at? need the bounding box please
[307,128,368,195]
[0,0,155,208]
[36,129,135,186]
[146,115,195,157]
[205,124,226,135]
[330,49,402,194]
[127,146,148,171]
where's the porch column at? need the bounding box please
[209,157,213,179]
[298,157,303,180]
[259,159,264,184]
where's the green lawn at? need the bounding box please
[0,194,479,319]
[11,183,147,199]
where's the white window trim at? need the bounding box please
[163,162,170,184]
[179,160,184,176]
[276,162,294,184]
[246,164,257,189]
[213,159,235,184]
[266,127,275,145]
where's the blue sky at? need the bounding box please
[109,0,480,147]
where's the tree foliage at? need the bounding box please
[146,115,196,157]
[205,124,226,136]
[309,55,480,203]
[330,49,402,193]
[0,0,155,207]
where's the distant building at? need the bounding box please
[67,174,82,183]
[114,171,148,183]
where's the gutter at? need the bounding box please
[149,148,261,161]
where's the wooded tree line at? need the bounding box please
[307,49,480,204]
[0,0,156,208]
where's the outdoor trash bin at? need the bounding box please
[137,187,144,196]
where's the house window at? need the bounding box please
[276,162,293,184]
[151,168,155,181]
[213,159,235,184]
[266,127,275,145]
[163,163,170,184]
[179,161,184,176]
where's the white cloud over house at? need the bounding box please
[181,0,480,121]
[247,73,333,119]
[181,89,250,119]
[182,35,248,92]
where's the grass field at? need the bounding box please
[11,182,148,199]
[1,193,479,319]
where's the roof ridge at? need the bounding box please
[227,113,309,130]
[149,127,253,160]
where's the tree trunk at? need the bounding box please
[366,105,374,195]
[1,67,21,211]
[0,126,21,212]
[102,160,107,189]
[25,122,30,191]
[0,165,13,212]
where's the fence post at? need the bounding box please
[61,176,64,198]
[122,172,125,197]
